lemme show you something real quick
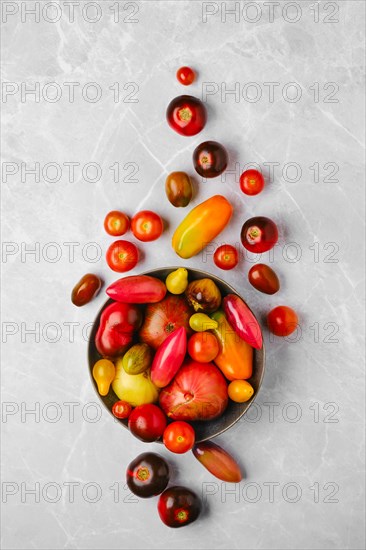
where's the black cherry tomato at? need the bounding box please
[158,486,201,528]
[166,95,207,136]
[193,141,228,178]
[126,452,170,498]
[241,216,278,253]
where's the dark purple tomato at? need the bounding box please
[241,216,278,253]
[126,452,170,498]
[158,486,201,528]
[193,141,228,178]
[248,264,280,294]
[166,96,207,136]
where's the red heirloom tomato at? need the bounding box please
[131,211,163,242]
[158,486,201,528]
[112,400,132,419]
[193,141,228,178]
[214,244,239,270]
[71,274,102,306]
[241,216,278,253]
[248,264,280,294]
[106,240,138,272]
[239,169,265,196]
[163,421,195,454]
[267,306,299,337]
[166,95,207,136]
[176,66,195,86]
[128,404,167,442]
[104,211,130,236]
[187,332,219,363]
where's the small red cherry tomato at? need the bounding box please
[128,404,167,442]
[248,264,280,294]
[267,306,299,337]
[187,332,219,363]
[112,400,132,419]
[241,216,278,253]
[104,211,130,236]
[106,240,139,272]
[163,421,195,454]
[176,66,195,86]
[240,169,265,196]
[131,211,163,242]
[214,244,239,270]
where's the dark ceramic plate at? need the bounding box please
[88,267,265,443]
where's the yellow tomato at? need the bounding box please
[189,313,218,332]
[92,359,115,396]
[165,268,189,294]
[228,380,254,403]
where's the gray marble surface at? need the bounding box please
[1,1,365,549]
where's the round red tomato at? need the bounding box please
[187,332,219,363]
[128,404,167,442]
[248,264,280,294]
[163,421,195,454]
[214,244,239,270]
[104,211,130,236]
[241,216,278,253]
[166,95,207,136]
[267,306,299,337]
[112,400,132,419]
[240,169,265,196]
[106,240,138,273]
[131,211,163,242]
[193,141,228,178]
[176,67,195,86]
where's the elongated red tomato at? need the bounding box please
[151,327,187,388]
[223,294,262,349]
[106,275,167,303]
[192,441,242,482]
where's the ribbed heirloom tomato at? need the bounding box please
[131,211,163,242]
[106,240,139,272]
[163,421,195,454]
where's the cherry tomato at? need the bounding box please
[267,306,299,337]
[127,452,170,498]
[163,421,195,454]
[131,211,163,242]
[176,66,195,86]
[165,172,193,207]
[240,169,265,196]
[187,332,219,363]
[228,380,254,403]
[158,486,201,528]
[214,244,239,270]
[248,264,280,294]
[166,95,207,136]
[106,240,138,273]
[104,211,130,236]
[71,274,102,307]
[193,141,228,178]
[128,404,167,442]
[241,216,278,253]
[112,400,132,419]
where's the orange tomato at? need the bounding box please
[187,332,219,363]
[228,380,254,403]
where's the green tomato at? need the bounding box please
[122,343,153,375]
